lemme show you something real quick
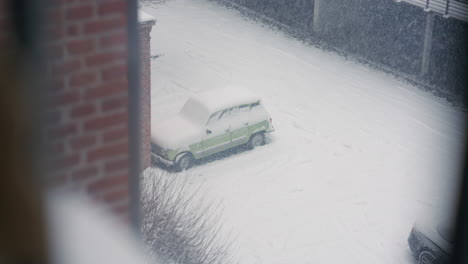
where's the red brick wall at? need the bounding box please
[0,1,153,219]
[43,0,131,216]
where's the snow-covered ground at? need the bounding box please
[145,0,466,263]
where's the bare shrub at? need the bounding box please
[141,170,236,264]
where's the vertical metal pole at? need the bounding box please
[420,12,435,77]
[425,0,430,10]
[444,0,450,17]
[126,0,141,234]
[313,0,322,34]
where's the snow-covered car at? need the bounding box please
[408,220,454,264]
[151,86,274,171]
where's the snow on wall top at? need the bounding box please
[139,10,156,23]
[192,86,261,114]
[400,0,468,22]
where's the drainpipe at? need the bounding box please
[126,0,142,234]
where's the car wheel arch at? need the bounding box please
[175,151,194,163]
[247,131,266,149]
[250,128,267,136]
[174,152,195,172]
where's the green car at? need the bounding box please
[152,87,275,171]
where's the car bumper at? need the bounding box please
[152,152,174,167]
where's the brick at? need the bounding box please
[51,59,81,75]
[102,95,127,112]
[102,127,128,143]
[85,50,125,67]
[67,39,94,55]
[66,5,94,20]
[84,17,126,34]
[84,112,128,131]
[87,173,128,192]
[84,80,127,99]
[101,64,126,81]
[98,1,127,16]
[47,123,78,139]
[72,166,98,181]
[102,188,129,203]
[99,31,127,48]
[69,71,97,87]
[70,103,96,118]
[49,91,80,107]
[70,135,97,150]
[67,24,81,36]
[86,142,128,162]
[104,157,129,173]
[112,202,129,215]
[48,154,80,170]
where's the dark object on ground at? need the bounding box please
[408,221,454,264]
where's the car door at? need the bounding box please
[202,109,232,157]
[229,105,251,146]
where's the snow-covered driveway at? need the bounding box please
[145,1,465,263]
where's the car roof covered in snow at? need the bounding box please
[191,86,261,113]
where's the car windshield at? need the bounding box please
[179,97,211,125]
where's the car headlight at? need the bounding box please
[151,143,167,157]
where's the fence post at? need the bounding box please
[313,0,322,33]
[420,12,435,77]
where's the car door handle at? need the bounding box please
[244,122,249,126]
[225,129,230,132]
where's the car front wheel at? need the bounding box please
[419,251,437,264]
[247,132,265,150]
[175,153,193,172]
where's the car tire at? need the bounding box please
[247,132,265,150]
[419,251,437,264]
[175,153,193,172]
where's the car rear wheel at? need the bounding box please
[419,251,436,264]
[175,153,193,172]
[247,132,265,150]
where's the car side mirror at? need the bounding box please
[206,129,212,135]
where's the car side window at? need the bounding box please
[228,106,240,117]
[207,111,222,126]
[250,102,260,109]
[219,107,234,120]
[239,104,250,113]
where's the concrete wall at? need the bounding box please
[215,0,468,100]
